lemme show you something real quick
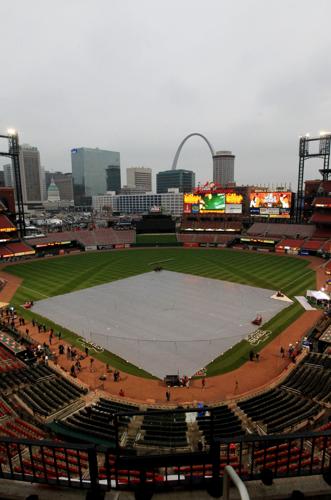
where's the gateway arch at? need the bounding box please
[171,133,215,170]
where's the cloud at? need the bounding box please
[0,0,331,189]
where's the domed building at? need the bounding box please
[47,178,60,202]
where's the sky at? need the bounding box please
[0,0,331,190]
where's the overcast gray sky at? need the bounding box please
[1,0,330,189]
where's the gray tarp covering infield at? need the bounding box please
[32,271,290,379]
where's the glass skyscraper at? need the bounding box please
[156,169,195,194]
[71,147,120,206]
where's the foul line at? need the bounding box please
[19,286,49,299]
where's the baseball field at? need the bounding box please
[4,248,316,377]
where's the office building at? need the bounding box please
[121,185,146,195]
[19,144,44,205]
[213,151,235,186]
[92,191,183,216]
[127,167,152,192]
[71,147,120,206]
[45,172,74,201]
[106,165,121,194]
[156,169,195,194]
[3,164,14,187]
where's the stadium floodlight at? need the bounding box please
[320,130,331,136]
[305,133,310,137]
[7,128,16,136]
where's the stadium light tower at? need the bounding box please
[295,132,331,222]
[0,129,25,236]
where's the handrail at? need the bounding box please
[223,465,250,500]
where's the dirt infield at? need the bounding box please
[0,256,326,406]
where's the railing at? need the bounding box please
[223,466,250,500]
[0,429,330,497]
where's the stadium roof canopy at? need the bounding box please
[306,290,330,302]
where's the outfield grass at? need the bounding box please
[4,248,316,378]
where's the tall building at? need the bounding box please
[213,151,235,186]
[3,164,14,187]
[127,167,152,192]
[157,169,195,194]
[71,147,120,206]
[45,171,74,201]
[92,191,183,216]
[19,144,44,205]
[106,165,121,194]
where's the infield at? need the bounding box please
[31,270,290,378]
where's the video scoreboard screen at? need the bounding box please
[183,192,243,214]
[249,192,292,218]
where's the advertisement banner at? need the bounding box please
[183,242,199,247]
[225,204,242,214]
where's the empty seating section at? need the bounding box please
[0,214,16,232]
[0,365,51,393]
[275,239,305,251]
[174,455,248,479]
[0,397,12,418]
[58,398,138,445]
[0,345,23,373]
[322,240,331,252]
[281,354,331,403]
[251,441,320,475]
[305,352,331,369]
[27,228,135,249]
[301,240,324,251]
[0,241,35,258]
[238,388,319,433]
[0,364,86,416]
[177,233,237,244]
[247,223,315,239]
[13,447,89,480]
[99,460,164,484]
[197,405,244,444]
[0,417,46,440]
[138,410,188,448]
[315,422,331,454]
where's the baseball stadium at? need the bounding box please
[0,133,330,500]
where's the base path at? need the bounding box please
[0,271,22,304]
[0,261,324,406]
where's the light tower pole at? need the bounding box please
[0,129,26,237]
[296,132,331,223]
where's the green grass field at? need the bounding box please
[4,248,316,378]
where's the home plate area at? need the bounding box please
[32,271,290,379]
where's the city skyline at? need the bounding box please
[0,0,331,188]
